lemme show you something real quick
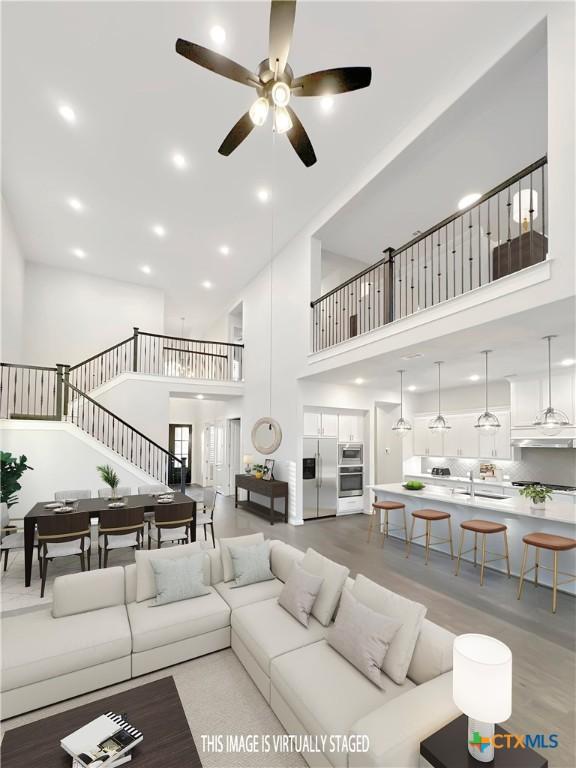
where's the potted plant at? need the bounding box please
[518,484,553,510]
[1,452,33,512]
[252,463,267,480]
[97,464,120,499]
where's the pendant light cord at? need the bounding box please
[547,336,552,409]
[268,129,277,421]
[484,351,489,412]
[437,362,442,416]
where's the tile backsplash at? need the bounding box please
[421,448,576,486]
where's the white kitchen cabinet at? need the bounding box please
[411,410,511,459]
[412,416,445,457]
[304,411,344,438]
[338,414,364,443]
[444,413,479,458]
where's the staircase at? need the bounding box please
[0,329,244,489]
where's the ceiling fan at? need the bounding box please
[175,0,372,167]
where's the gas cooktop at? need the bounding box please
[512,481,576,492]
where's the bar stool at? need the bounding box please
[517,532,576,613]
[368,501,407,546]
[406,509,453,564]
[455,519,510,586]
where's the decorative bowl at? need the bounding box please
[402,482,426,491]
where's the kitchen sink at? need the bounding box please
[455,491,510,500]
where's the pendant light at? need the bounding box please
[429,361,451,432]
[533,335,571,435]
[475,350,501,433]
[392,370,412,436]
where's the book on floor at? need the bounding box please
[61,711,142,767]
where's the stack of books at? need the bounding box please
[61,711,143,767]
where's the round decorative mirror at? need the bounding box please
[251,417,282,455]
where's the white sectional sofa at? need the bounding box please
[1,538,460,767]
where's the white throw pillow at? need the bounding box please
[300,548,349,626]
[352,574,427,685]
[219,533,265,582]
[278,562,324,626]
[135,541,208,602]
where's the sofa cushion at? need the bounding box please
[229,540,274,587]
[278,562,324,627]
[352,574,426,685]
[214,578,284,610]
[300,548,349,626]
[1,606,131,691]
[52,567,126,618]
[231,598,328,676]
[270,541,305,583]
[271,640,415,768]
[407,618,455,684]
[328,590,401,688]
[127,587,230,653]
[219,533,264,582]
[151,552,211,606]
[135,542,208,602]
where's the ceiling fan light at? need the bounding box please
[475,411,501,433]
[249,97,269,127]
[271,81,291,107]
[392,417,412,437]
[533,406,570,436]
[274,106,292,134]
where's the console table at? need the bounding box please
[235,474,289,525]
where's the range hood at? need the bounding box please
[511,437,576,449]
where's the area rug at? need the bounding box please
[1,648,307,768]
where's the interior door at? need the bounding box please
[213,420,227,492]
[203,425,215,486]
[228,418,241,495]
[168,424,192,485]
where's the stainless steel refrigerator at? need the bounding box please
[303,438,337,519]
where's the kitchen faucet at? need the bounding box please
[469,470,475,500]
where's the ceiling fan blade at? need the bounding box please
[292,67,372,96]
[269,0,296,75]
[218,112,255,156]
[286,107,317,167]
[176,39,259,87]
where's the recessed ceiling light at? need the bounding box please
[151,224,166,238]
[171,152,188,170]
[219,245,230,256]
[469,374,480,382]
[196,394,205,400]
[320,96,334,113]
[458,193,481,210]
[58,104,76,124]
[407,385,417,392]
[71,247,86,259]
[210,25,226,45]
[401,352,424,360]
[354,378,365,385]
[67,197,84,212]
[201,280,213,289]
[561,358,575,366]
[257,188,270,203]
[141,265,152,275]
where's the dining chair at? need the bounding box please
[1,506,40,572]
[98,507,145,567]
[97,487,132,499]
[54,489,91,502]
[37,512,92,598]
[196,489,220,548]
[148,504,193,549]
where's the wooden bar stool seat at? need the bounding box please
[517,532,576,613]
[368,501,407,546]
[455,519,510,585]
[406,509,453,564]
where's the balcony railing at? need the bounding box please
[311,157,548,352]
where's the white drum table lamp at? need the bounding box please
[453,634,512,763]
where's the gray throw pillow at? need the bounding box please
[328,590,401,688]
[229,540,274,588]
[150,552,211,606]
[278,562,324,626]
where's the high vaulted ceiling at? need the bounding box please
[2,1,547,335]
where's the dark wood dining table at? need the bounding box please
[23,492,196,587]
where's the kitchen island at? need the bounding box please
[370,483,575,593]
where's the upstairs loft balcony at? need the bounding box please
[311,157,548,353]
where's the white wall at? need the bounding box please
[0,421,158,521]
[23,263,165,366]
[1,199,25,362]
[412,380,511,414]
[320,250,371,297]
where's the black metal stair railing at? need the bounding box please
[311,156,548,353]
[0,363,60,420]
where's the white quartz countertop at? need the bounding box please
[405,472,576,496]
[369,483,576,525]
